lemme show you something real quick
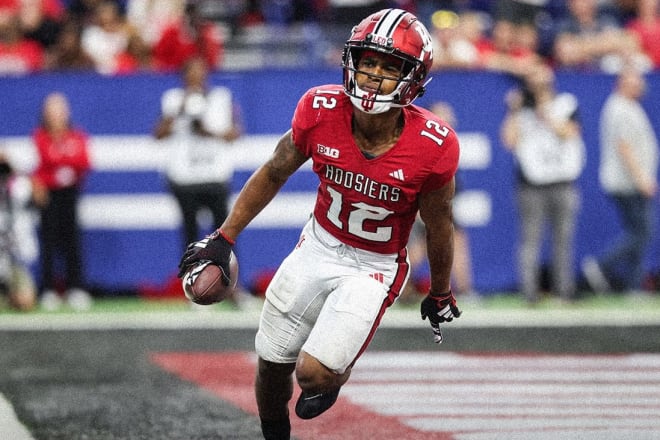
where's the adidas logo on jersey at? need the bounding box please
[389,169,405,181]
[369,272,385,283]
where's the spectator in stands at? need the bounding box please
[31,92,92,311]
[0,153,37,312]
[0,6,44,75]
[125,0,184,47]
[582,68,659,295]
[19,0,63,50]
[113,31,152,73]
[152,0,222,72]
[518,19,543,53]
[626,0,660,70]
[501,63,586,304]
[153,56,242,250]
[81,0,133,74]
[553,0,651,72]
[614,0,642,23]
[0,0,64,18]
[492,0,548,25]
[45,17,95,70]
[431,9,488,71]
[236,0,265,28]
[480,18,544,77]
[66,0,106,25]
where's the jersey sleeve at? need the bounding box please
[291,85,341,157]
[290,88,317,157]
[420,124,460,194]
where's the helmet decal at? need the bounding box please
[414,23,434,64]
[369,9,407,46]
[360,91,376,112]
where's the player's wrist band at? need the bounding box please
[212,228,236,245]
[429,289,452,298]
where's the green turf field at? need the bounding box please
[2,291,660,315]
[12,291,660,311]
[0,293,660,315]
[2,292,660,334]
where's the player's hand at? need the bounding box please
[177,229,234,286]
[420,290,461,344]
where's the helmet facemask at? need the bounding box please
[343,45,426,114]
[341,9,433,114]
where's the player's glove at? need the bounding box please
[420,290,462,344]
[177,229,234,286]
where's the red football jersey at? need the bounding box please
[292,85,460,254]
[32,127,91,190]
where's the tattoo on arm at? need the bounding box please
[265,130,307,184]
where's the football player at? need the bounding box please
[179,8,462,439]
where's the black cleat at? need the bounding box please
[294,389,340,419]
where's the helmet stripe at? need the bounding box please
[373,9,407,41]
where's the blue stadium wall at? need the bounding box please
[1,69,659,295]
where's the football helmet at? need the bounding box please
[342,8,434,114]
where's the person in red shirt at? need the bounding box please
[31,92,92,311]
[479,19,543,77]
[0,0,63,18]
[0,7,44,74]
[178,9,462,439]
[626,0,660,69]
[152,1,222,72]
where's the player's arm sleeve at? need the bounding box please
[290,88,323,158]
[420,132,460,194]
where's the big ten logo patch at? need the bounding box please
[318,144,340,158]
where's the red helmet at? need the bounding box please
[342,9,434,113]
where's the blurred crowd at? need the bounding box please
[1,1,659,312]
[1,0,659,76]
[428,0,659,75]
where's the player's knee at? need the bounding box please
[258,357,296,380]
[295,351,351,392]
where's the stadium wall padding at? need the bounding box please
[1,70,659,295]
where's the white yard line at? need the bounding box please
[343,352,660,440]
[0,394,35,440]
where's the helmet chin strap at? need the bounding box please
[417,76,432,99]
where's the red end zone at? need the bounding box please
[152,351,660,440]
[150,352,449,440]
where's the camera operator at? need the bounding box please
[0,154,37,311]
[154,56,242,251]
[500,63,586,304]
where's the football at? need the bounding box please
[182,252,239,305]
